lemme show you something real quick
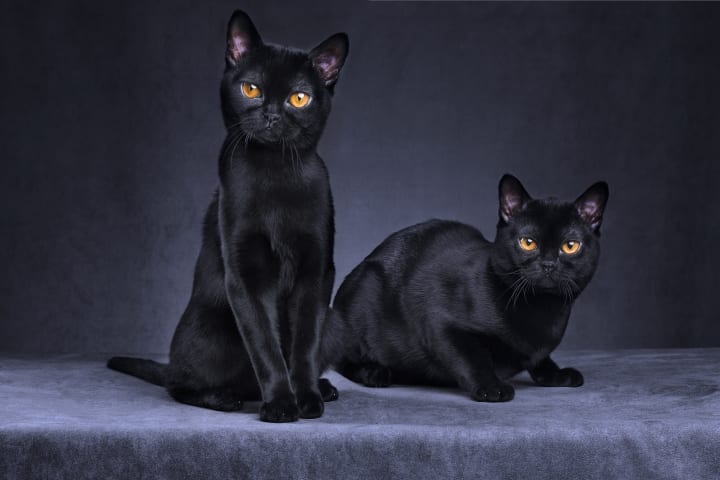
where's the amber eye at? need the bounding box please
[241,82,261,99]
[561,241,581,255]
[288,92,310,108]
[519,237,538,251]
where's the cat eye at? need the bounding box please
[518,237,537,251]
[561,241,581,255]
[241,82,262,99]
[288,92,311,108]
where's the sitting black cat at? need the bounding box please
[322,174,608,402]
[108,10,348,422]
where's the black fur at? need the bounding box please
[322,175,608,402]
[108,10,348,422]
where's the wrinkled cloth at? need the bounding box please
[1,349,719,479]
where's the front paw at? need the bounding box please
[358,364,392,387]
[558,368,584,387]
[471,381,515,402]
[297,390,324,419]
[534,367,584,387]
[259,396,299,423]
[318,378,339,402]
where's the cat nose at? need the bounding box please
[264,112,281,129]
[541,261,557,274]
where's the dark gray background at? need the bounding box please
[1,1,719,353]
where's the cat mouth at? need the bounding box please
[531,274,580,299]
[253,129,283,143]
[527,273,563,291]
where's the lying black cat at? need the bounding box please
[108,10,348,422]
[323,174,608,402]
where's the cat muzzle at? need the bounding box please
[264,113,281,130]
[540,261,557,274]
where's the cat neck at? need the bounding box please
[219,134,319,175]
[485,261,573,351]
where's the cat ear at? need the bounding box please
[575,181,609,231]
[498,174,532,223]
[226,10,263,67]
[309,33,349,87]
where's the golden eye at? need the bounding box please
[519,237,537,251]
[241,82,261,99]
[561,241,581,255]
[288,92,310,108]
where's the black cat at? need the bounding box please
[108,10,348,422]
[322,174,608,402]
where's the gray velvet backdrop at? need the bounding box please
[1,1,719,354]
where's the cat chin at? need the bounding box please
[249,131,308,150]
[527,277,577,295]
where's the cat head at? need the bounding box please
[220,10,349,151]
[492,174,609,300]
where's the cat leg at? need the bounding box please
[528,356,584,387]
[220,281,297,421]
[337,361,393,388]
[287,265,328,418]
[219,231,299,423]
[226,288,298,422]
[435,328,515,402]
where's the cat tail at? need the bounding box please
[107,356,167,387]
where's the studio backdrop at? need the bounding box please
[1,0,719,353]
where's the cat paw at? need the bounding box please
[259,396,299,423]
[533,367,584,387]
[558,368,584,387]
[205,392,244,412]
[297,391,324,419]
[471,382,515,402]
[318,378,339,402]
[358,365,392,388]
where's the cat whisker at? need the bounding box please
[524,279,533,302]
[500,275,526,299]
[291,140,299,174]
[243,130,253,152]
[285,139,300,175]
[506,276,530,310]
[556,275,577,305]
[292,143,301,173]
[225,119,246,131]
[281,136,295,174]
[220,131,242,172]
[228,132,246,172]
[494,268,524,278]
[515,278,528,309]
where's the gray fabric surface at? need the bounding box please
[1,349,719,479]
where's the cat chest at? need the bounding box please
[498,307,570,365]
[253,191,329,233]
[226,180,330,226]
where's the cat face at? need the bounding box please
[492,174,609,299]
[220,10,348,151]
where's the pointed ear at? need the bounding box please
[498,174,532,223]
[575,181,609,232]
[226,10,262,67]
[309,33,349,87]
